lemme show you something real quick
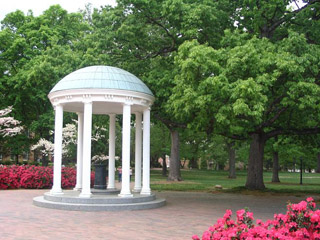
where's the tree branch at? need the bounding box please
[264,94,286,117]
[153,112,186,130]
[144,14,177,53]
[267,0,320,37]
[261,106,288,128]
[220,132,247,141]
[266,127,320,139]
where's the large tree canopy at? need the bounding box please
[170,29,320,189]
[82,0,236,180]
[0,5,89,139]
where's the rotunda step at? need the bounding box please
[43,191,156,204]
[33,196,166,211]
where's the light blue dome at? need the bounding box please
[50,65,154,96]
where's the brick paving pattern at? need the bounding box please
[0,189,313,240]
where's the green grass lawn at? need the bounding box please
[150,169,320,195]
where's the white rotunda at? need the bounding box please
[33,66,165,211]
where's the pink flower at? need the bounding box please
[223,209,232,219]
[256,219,263,226]
[236,209,246,221]
[202,230,211,240]
[208,226,215,232]
[191,235,200,240]
[212,232,222,239]
[246,211,254,220]
[291,201,307,212]
[314,232,320,239]
[306,197,314,202]
[310,213,319,223]
[288,221,297,229]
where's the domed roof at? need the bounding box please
[50,65,154,96]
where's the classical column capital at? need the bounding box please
[83,100,92,104]
[53,102,64,109]
[144,106,151,111]
[123,101,133,106]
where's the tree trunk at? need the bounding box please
[150,156,158,168]
[42,155,48,167]
[168,129,182,181]
[162,153,167,177]
[227,142,236,179]
[245,133,266,190]
[189,157,198,169]
[272,151,280,182]
[316,153,320,173]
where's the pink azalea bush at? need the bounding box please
[0,165,95,190]
[193,197,320,240]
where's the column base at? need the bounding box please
[132,187,141,193]
[140,188,151,195]
[118,193,133,197]
[50,188,63,195]
[79,192,92,198]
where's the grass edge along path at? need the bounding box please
[150,169,320,195]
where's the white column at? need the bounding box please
[50,104,64,195]
[74,112,84,191]
[80,101,93,198]
[141,107,151,195]
[133,112,142,192]
[119,103,133,197]
[107,114,116,190]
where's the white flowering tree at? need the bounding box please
[0,106,24,163]
[0,106,23,137]
[31,138,54,156]
[61,123,77,157]
[91,154,109,164]
[31,123,77,165]
[91,125,108,164]
[31,119,111,166]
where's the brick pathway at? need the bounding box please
[0,189,315,240]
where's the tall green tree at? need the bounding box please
[168,0,320,189]
[85,0,236,180]
[0,5,90,152]
[170,29,320,189]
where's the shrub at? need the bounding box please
[0,165,20,189]
[0,165,95,190]
[192,198,320,240]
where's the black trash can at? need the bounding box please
[94,164,107,189]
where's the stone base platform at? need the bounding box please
[33,190,166,211]
[91,188,120,195]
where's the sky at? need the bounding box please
[0,0,117,21]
